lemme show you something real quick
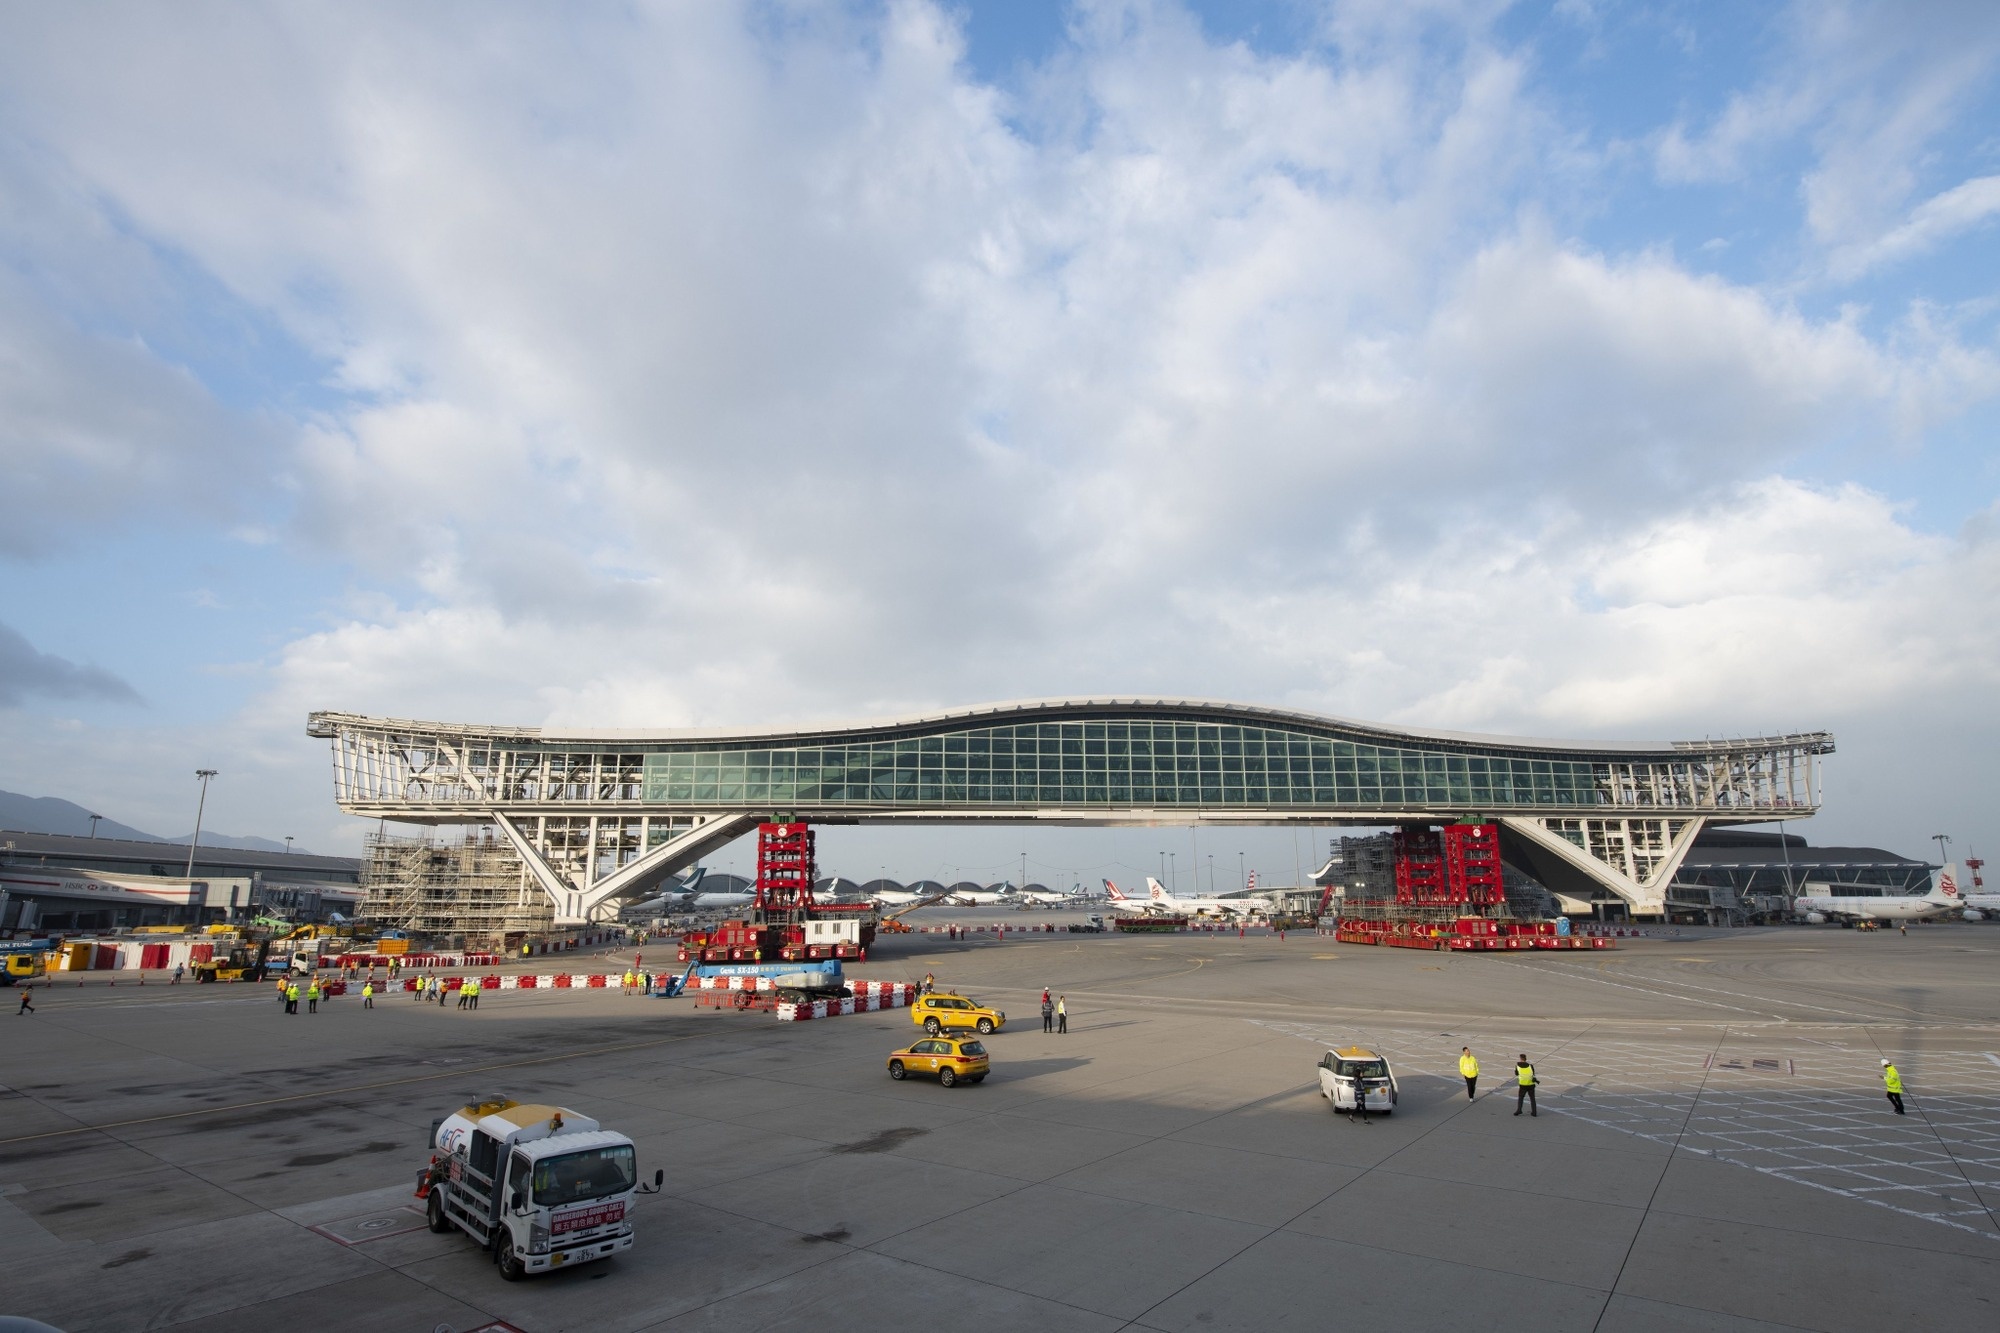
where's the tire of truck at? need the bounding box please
[889,1061,906,1080]
[924,1017,942,1036]
[939,1067,957,1087]
[495,1237,525,1282]
[426,1191,450,1233]
[976,1018,994,1034]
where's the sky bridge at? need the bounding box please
[308,699,1834,923]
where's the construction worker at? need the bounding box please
[1042,994,1054,1033]
[468,981,480,1009]
[1514,1054,1538,1116]
[1459,1047,1479,1099]
[286,980,301,1015]
[17,986,33,1015]
[414,975,427,1002]
[1056,995,1067,1034]
[1882,1059,1906,1115]
[622,969,635,996]
[306,978,321,1014]
[362,980,374,1009]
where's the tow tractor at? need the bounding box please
[418,1097,662,1280]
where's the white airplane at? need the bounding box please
[626,868,758,915]
[1144,877,1270,919]
[1794,872,1961,924]
[946,885,1019,907]
[1935,865,2000,920]
[1096,876,1160,908]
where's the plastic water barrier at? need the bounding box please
[777,983,917,1021]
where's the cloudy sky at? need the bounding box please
[1,0,1995,883]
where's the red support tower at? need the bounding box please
[754,822,817,925]
[1393,827,1450,907]
[1443,823,1506,908]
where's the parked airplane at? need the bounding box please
[1935,865,2000,920]
[1145,877,1270,919]
[1794,873,1961,924]
[1099,879,1161,914]
[626,868,758,915]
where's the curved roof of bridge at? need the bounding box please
[310,698,1833,759]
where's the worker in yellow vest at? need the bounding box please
[306,978,321,1014]
[1459,1047,1479,1100]
[1881,1059,1905,1115]
[1514,1054,1537,1116]
[362,980,375,1009]
[285,981,300,1015]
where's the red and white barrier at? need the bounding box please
[776,983,915,1021]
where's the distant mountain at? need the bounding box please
[0,790,305,854]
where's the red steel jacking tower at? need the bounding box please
[1393,827,1448,906]
[1395,822,1505,910]
[754,821,817,926]
[1443,822,1506,908]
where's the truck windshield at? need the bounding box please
[531,1146,636,1207]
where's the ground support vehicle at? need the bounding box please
[419,1097,660,1280]
[1115,915,1186,933]
[1070,916,1106,932]
[1334,915,1616,951]
[888,1037,989,1086]
[1,940,52,985]
[1318,1047,1399,1115]
[192,938,271,982]
[910,991,1005,1035]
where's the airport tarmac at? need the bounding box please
[3,913,1997,1332]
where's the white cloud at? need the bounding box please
[0,1,1993,864]
[1829,173,2000,278]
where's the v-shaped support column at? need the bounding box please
[492,811,763,926]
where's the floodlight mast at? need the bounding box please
[184,769,218,886]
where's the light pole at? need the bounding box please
[1207,854,1214,895]
[88,814,101,839]
[1169,852,1177,893]
[284,836,294,854]
[184,770,217,885]
[1240,851,1246,892]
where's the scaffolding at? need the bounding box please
[359,829,551,945]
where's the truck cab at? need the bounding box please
[424,1098,659,1280]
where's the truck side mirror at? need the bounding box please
[653,1169,664,1188]
[510,1190,525,1212]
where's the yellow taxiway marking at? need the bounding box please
[1310,954,1340,960]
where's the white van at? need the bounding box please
[1317,1046,1399,1116]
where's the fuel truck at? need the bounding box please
[419,1097,662,1279]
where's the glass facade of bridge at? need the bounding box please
[639,719,1601,809]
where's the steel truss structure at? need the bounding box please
[309,700,1833,923]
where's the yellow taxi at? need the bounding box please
[911,991,1006,1036]
[888,1037,989,1086]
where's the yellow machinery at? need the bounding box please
[191,938,271,983]
[2,943,52,986]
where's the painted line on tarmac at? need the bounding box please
[0,1030,705,1148]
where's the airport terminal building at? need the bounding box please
[0,831,362,932]
[310,698,1834,925]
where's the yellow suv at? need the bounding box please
[911,992,1005,1036]
[887,1037,990,1086]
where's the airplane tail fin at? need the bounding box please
[1932,865,1962,903]
[1103,878,1129,901]
[1146,877,1173,901]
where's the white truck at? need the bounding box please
[420,1097,661,1279]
